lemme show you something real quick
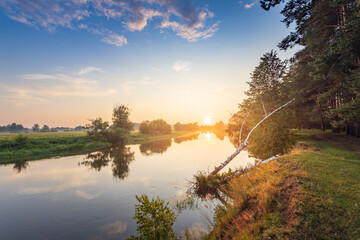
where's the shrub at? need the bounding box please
[128,194,178,240]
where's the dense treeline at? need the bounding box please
[139,119,172,135]
[263,0,360,136]
[0,123,84,133]
[173,122,200,131]
[228,0,360,152]
[0,123,28,133]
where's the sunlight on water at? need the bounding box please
[0,133,254,240]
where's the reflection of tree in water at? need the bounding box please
[80,144,135,180]
[214,130,225,141]
[13,161,29,173]
[139,139,172,156]
[173,133,200,144]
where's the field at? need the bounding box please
[208,130,360,239]
[0,131,197,163]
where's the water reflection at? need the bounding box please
[139,139,172,156]
[173,133,200,144]
[13,161,29,173]
[0,132,255,240]
[80,144,135,179]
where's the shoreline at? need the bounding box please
[0,131,200,164]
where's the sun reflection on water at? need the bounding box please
[205,132,211,141]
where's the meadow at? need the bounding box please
[207,130,360,239]
[0,130,196,163]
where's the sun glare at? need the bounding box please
[204,116,212,125]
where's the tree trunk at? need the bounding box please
[356,122,360,138]
[208,98,295,178]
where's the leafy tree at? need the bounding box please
[229,51,295,159]
[86,105,134,143]
[32,124,40,132]
[128,194,178,240]
[112,104,134,134]
[42,125,50,131]
[86,117,110,142]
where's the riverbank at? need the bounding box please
[207,129,360,239]
[0,131,197,163]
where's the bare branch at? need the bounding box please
[221,154,280,183]
[243,98,295,145]
[239,104,253,146]
[261,99,267,116]
[208,98,294,178]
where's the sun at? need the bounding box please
[204,116,212,125]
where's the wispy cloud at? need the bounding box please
[92,221,127,240]
[244,1,257,9]
[1,68,116,106]
[0,0,219,45]
[120,77,151,95]
[173,61,191,72]
[101,32,128,47]
[78,66,103,75]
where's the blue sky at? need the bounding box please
[0,0,297,127]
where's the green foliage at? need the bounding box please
[228,50,295,159]
[248,115,295,159]
[112,104,134,134]
[259,0,360,134]
[86,104,134,144]
[128,194,178,240]
[139,119,172,135]
[86,117,110,142]
[14,134,29,147]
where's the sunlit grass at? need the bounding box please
[207,130,360,239]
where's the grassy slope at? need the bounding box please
[0,131,196,163]
[208,130,360,239]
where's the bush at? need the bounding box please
[14,134,29,148]
[128,194,178,240]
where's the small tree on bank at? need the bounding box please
[86,104,134,144]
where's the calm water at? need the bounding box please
[0,132,254,239]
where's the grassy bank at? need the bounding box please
[207,130,360,239]
[0,131,196,163]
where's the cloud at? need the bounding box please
[244,1,257,9]
[120,77,151,95]
[1,68,116,106]
[100,221,127,237]
[101,32,128,47]
[0,0,219,45]
[78,66,103,75]
[173,61,191,72]
[92,221,127,240]
[75,190,101,200]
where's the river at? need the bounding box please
[0,132,254,239]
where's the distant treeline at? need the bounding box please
[0,123,85,133]
[173,122,200,131]
[139,120,227,135]
[139,119,172,135]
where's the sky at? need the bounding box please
[0,0,297,127]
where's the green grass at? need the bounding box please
[0,131,197,163]
[207,130,360,239]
